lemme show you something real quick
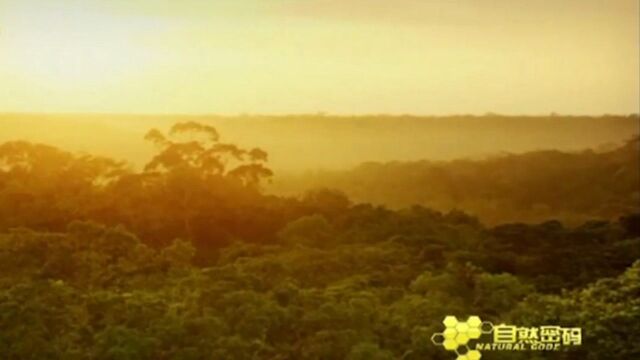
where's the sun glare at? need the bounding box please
[1,3,157,90]
[0,0,637,114]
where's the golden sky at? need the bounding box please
[0,0,638,115]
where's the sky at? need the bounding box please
[0,0,638,115]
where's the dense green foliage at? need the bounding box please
[1,215,638,359]
[0,122,638,359]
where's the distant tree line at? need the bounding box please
[272,136,640,225]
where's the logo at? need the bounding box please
[431,316,582,359]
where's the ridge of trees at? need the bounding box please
[271,136,640,225]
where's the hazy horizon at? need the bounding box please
[1,111,639,117]
[1,0,638,115]
[1,113,637,173]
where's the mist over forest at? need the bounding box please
[272,134,640,225]
[0,116,638,359]
[3,113,637,224]
[1,113,637,172]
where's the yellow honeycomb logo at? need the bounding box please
[431,316,494,360]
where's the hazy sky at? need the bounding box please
[0,0,638,115]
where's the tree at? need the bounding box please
[144,121,272,187]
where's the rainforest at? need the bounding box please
[0,0,638,358]
[0,117,638,360]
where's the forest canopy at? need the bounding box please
[0,121,638,359]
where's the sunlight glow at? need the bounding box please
[0,0,637,114]
[1,3,159,90]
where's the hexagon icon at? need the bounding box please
[467,327,482,339]
[467,350,482,360]
[456,322,470,333]
[443,316,459,328]
[455,345,469,356]
[443,339,459,350]
[443,328,458,339]
[455,333,470,345]
[467,316,482,328]
[430,333,445,345]
[481,321,494,334]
